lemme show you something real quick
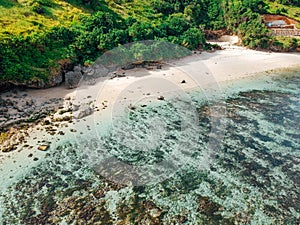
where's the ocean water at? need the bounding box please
[0,69,300,224]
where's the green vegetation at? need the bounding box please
[0,0,90,38]
[0,0,299,85]
[264,0,300,53]
[266,0,300,22]
[272,36,300,51]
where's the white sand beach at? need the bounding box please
[1,42,300,188]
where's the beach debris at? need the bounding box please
[38,144,49,151]
[181,80,186,84]
[128,104,136,110]
[157,96,165,100]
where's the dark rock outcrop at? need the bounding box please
[65,71,83,89]
[0,73,63,91]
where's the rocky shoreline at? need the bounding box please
[0,60,165,153]
[0,91,96,152]
[1,42,300,154]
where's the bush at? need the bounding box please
[71,11,126,62]
[98,29,129,50]
[128,22,155,41]
[272,37,299,51]
[165,13,190,36]
[31,2,45,14]
[236,9,272,49]
[242,0,268,13]
[180,28,206,50]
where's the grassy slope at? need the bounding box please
[0,0,98,83]
[0,0,90,38]
[104,0,162,23]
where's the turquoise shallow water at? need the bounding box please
[1,70,300,224]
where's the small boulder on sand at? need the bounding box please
[73,104,93,119]
[38,144,49,151]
